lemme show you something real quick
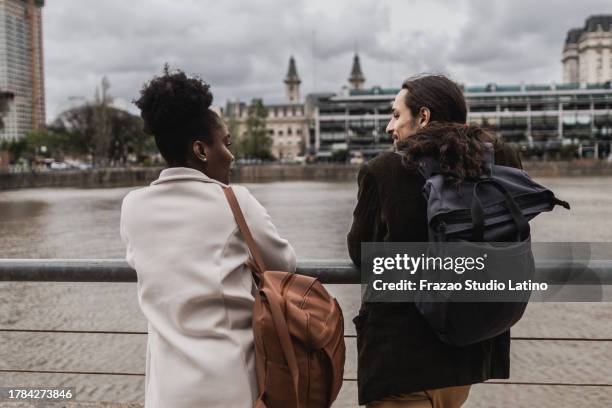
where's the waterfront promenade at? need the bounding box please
[2,160,612,191]
[2,259,612,407]
[1,178,612,407]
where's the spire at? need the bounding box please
[285,56,300,82]
[348,53,365,90]
[284,56,301,102]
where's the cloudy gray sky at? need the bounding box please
[43,0,612,121]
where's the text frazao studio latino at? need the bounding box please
[370,253,547,292]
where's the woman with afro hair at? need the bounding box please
[120,66,296,408]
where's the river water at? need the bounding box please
[1,178,612,407]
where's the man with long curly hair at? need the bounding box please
[348,75,522,408]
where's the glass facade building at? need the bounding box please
[313,83,612,159]
[0,0,45,141]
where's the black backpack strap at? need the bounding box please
[417,156,441,180]
[553,196,571,210]
[471,178,530,241]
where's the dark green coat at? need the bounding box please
[347,141,523,405]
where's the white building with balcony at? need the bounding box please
[562,15,612,85]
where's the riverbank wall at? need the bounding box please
[1,160,612,191]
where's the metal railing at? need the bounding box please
[1,259,612,389]
[2,258,612,284]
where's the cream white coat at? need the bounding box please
[120,167,296,408]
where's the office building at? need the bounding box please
[0,0,45,141]
[313,83,612,159]
[224,56,309,160]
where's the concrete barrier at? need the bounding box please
[1,160,612,191]
[0,168,162,191]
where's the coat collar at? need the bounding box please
[151,167,228,187]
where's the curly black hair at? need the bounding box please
[134,64,222,166]
[397,122,497,185]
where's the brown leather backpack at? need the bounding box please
[223,187,346,408]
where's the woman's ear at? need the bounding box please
[418,107,431,128]
[192,140,207,163]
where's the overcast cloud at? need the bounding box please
[43,0,612,120]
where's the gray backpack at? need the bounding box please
[414,143,570,346]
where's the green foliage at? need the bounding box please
[0,128,88,163]
[558,144,579,160]
[106,108,155,164]
[0,138,28,163]
[0,91,12,131]
[331,149,349,162]
[49,77,154,165]
[226,115,242,159]
[238,99,274,160]
[0,78,155,167]
[0,105,155,166]
[25,129,74,159]
[51,104,154,165]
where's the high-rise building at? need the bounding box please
[562,15,612,84]
[0,0,45,141]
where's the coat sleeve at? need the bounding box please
[119,194,136,269]
[347,164,381,266]
[236,186,297,273]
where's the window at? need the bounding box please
[288,127,292,135]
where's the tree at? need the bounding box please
[0,90,15,166]
[226,115,242,160]
[91,77,113,166]
[0,90,14,131]
[0,138,27,164]
[238,99,274,160]
[107,108,155,165]
[51,104,96,159]
[0,78,155,166]
[51,104,153,165]
[331,149,349,162]
[24,129,73,160]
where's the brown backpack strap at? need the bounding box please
[222,186,267,274]
[262,286,301,407]
[222,186,301,407]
